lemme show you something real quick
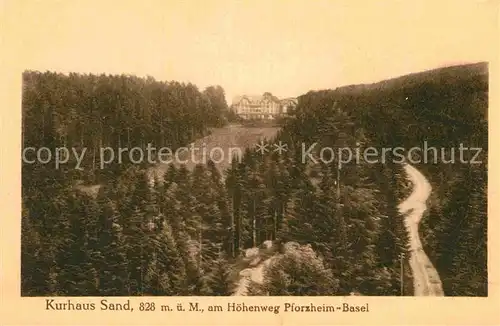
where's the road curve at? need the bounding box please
[233,252,276,296]
[398,164,444,296]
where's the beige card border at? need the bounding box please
[1,1,500,325]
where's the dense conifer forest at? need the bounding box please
[21,63,488,297]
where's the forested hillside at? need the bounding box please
[21,63,488,297]
[21,71,233,295]
[22,71,229,184]
[277,62,488,296]
[358,62,488,296]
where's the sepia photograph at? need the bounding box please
[16,0,490,302]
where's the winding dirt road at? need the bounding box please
[398,164,444,296]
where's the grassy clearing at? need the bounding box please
[151,124,280,180]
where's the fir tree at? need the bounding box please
[201,255,234,296]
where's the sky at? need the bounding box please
[2,0,497,103]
